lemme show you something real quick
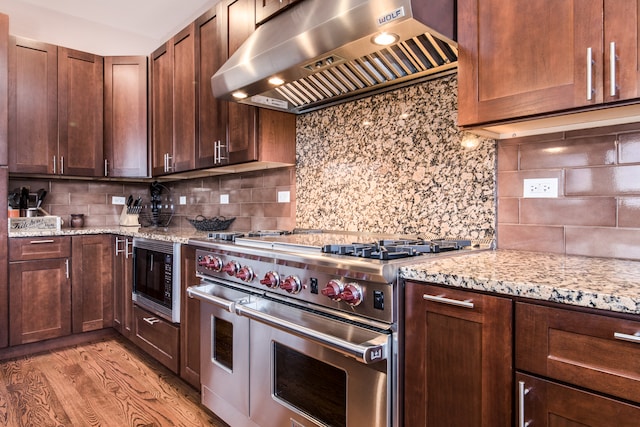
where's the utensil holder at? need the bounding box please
[119,207,140,227]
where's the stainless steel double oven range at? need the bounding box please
[187,231,477,427]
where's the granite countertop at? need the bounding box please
[8,226,210,244]
[401,249,640,315]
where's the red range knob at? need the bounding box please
[280,275,302,294]
[222,261,240,276]
[236,266,254,282]
[260,271,280,288]
[201,255,222,271]
[339,283,363,306]
[321,279,344,301]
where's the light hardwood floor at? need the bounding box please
[0,336,228,426]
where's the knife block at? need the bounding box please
[119,206,140,227]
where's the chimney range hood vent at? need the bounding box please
[211,0,458,114]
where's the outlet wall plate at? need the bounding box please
[523,178,558,198]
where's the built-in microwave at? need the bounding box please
[132,237,181,323]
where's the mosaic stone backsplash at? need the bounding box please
[295,74,496,240]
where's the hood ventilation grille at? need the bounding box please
[273,32,458,109]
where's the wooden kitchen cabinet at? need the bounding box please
[516,302,640,407]
[104,56,149,178]
[133,305,180,373]
[517,372,640,427]
[180,245,201,388]
[151,24,197,176]
[113,235,134,338]
[255,0,303,25]
[58,47,104,176]
[458,0,640,127]
[71,235,113,333]
[404,281,512,427]
[8,39,104,176]
[8,37,58,174]
[0,15,8,350]
[0,13,8,166]
[8,237,72,345]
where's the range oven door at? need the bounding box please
[237,299,392,427]
[187,281,259,427]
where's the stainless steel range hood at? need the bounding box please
[211,0,457,114]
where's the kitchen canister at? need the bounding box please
[70,213,85,228]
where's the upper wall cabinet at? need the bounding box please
[151,24,197,176]
[9,39,104,176]
[104,56,149,178]
[457,0,640,128]
[0,13,8,166]
[255,0,303,25]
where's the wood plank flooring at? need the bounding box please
[0,336,229,427]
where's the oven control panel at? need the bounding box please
[195,248,393,324]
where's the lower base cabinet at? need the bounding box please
[516,302,640,426]
[404,281,513,427]
[180,245,200,388]
[517,373,640,427]
[133,305,180,373]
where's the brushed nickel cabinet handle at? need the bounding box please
[422,293,474,309]
[29,239,55,244]
[613,331,640,343]
[53,156,56,174]
[518,380,531,427]
[587,47,594,101]
[610,41,618,97]
[104,159,109,177]
[143,317,160,325]
[64,258,69,279]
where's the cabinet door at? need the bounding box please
[255,0,289,24]
[151,42,174,176]
[58,47,104,176]
[180,245,201,388]
[0,13,8,166]
[0,169,7,349]
[222,0,257,165]
[517,373,640,427]
[516,302,640,404]
[604,0,640,103]
[195,6,226,169]
[172,24,197,173]
[8,37,57,174]
[9,258,71,345]
[133,305,180,373]
[71,235,113,333]
[113,236,134,338]
[404,282,512,427]
[104,56,149,178]
[457,0,603,126]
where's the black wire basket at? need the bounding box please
[139,209,174,228]
[187,215,235,231]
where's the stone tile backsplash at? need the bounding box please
[497,123,640,260]
[295,74,497,240]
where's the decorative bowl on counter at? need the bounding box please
[187,215,235,231]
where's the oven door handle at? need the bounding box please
[187,286,236,312]
[235,304,388,365]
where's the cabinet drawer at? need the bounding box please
[517,373,640,427]
[9,236,71,261]
[133,305,179,373]
[516,302,640,404]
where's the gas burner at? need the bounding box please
[207,231,245,241]
[247,230,290,237]
[322,239,472,260]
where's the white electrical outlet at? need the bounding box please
[112,196,126,205]
[179,196,187,205]
[523,178,559,198]
[277,190,290,203]
[220,194,229,204]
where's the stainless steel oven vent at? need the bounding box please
[211,0,458,114]
[273,33,457,110]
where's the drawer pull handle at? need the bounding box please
[614,332,640,343]
[29,239,55,244]
[143,317,160,325]
[518,380,532,427]
[422,294,474,309]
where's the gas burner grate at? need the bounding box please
[322,239,472,260]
